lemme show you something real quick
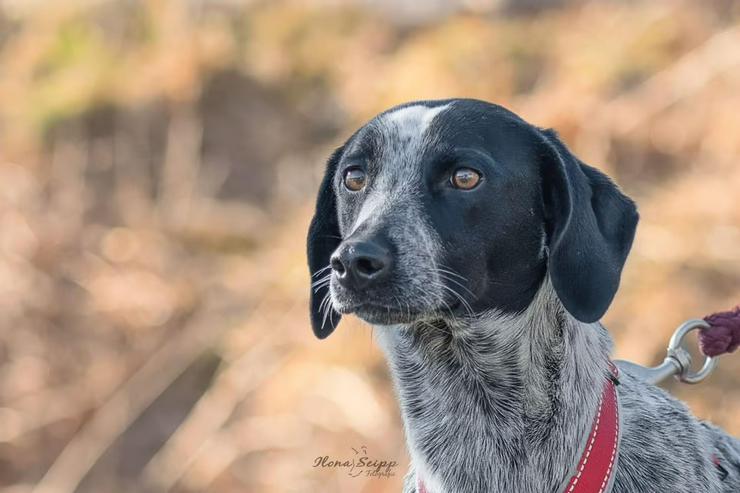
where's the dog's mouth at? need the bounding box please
[334,298,463,325]
[328,271,474,325]
[339,302,421,324]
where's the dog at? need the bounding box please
[306,99,740,492]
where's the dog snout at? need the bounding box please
[331,240,393,290]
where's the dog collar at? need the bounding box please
[416,362,621,493]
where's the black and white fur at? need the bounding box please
[307,99,740,492]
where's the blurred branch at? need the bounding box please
[141,299,302,491]
[158,103,203,227]
[0,375,122,443]
[142,341,287,491]
[569,24,740,166]
[31,301,246,493]
[602,26,740,135]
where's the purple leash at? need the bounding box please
[700,306,740,357]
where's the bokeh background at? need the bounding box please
[0,0,738,492]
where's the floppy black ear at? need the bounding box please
[307,146,344,339]
[540,129,638,323]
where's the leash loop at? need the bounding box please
[615,319,717,385]
[668,319,717,384]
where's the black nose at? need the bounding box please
[331,240,392,290]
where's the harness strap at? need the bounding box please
[560,361,621,493]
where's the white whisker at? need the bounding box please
[311,264,332,278]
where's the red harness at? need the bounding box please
[417,363,621,493]
[561,361,621,493]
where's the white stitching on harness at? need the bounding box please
[597,383,619,493]
[567,393,605,492]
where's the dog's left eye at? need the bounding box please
[451,167,482,190]
[343,168,367,191]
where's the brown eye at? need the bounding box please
[344,168,366,191]
[451,167,481,190]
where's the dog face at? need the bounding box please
[308,99,638,338]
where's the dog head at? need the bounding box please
[307,99,638,338]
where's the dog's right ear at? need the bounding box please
[307,145,344,339]
[539,129,638,323]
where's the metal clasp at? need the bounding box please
[615,319,718,385]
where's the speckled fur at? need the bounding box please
[316,101,740,492]
[375,281,740,492]
[330,105,450,320]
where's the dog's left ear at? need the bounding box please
[539,129,639,323]
[306,145,345,339]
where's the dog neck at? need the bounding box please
[374,279,613,493]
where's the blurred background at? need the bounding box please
[0,0,738,492]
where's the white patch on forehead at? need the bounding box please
[384,103,450,137]
[350,192,385,235]
[348,103,451,236]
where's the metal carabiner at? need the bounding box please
[615,319,718,385]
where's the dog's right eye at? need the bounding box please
[451,167,482,190]
[343,168,367,191]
